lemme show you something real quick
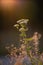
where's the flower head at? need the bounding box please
[17,19,29,24]
[14,24,19,27]
[17,19,24,23]
[19,28,26,32]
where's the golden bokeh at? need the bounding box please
[1,0,18,9]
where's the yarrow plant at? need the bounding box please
[4,19,43,65]
[13,19,43,65]
[14,19,32,44]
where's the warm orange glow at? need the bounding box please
[1,0,18,8]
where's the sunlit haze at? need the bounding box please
[1,0,19,9]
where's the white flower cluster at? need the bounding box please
[13,19,29,30]
[17,19,29,24]
[14,24,19,27]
